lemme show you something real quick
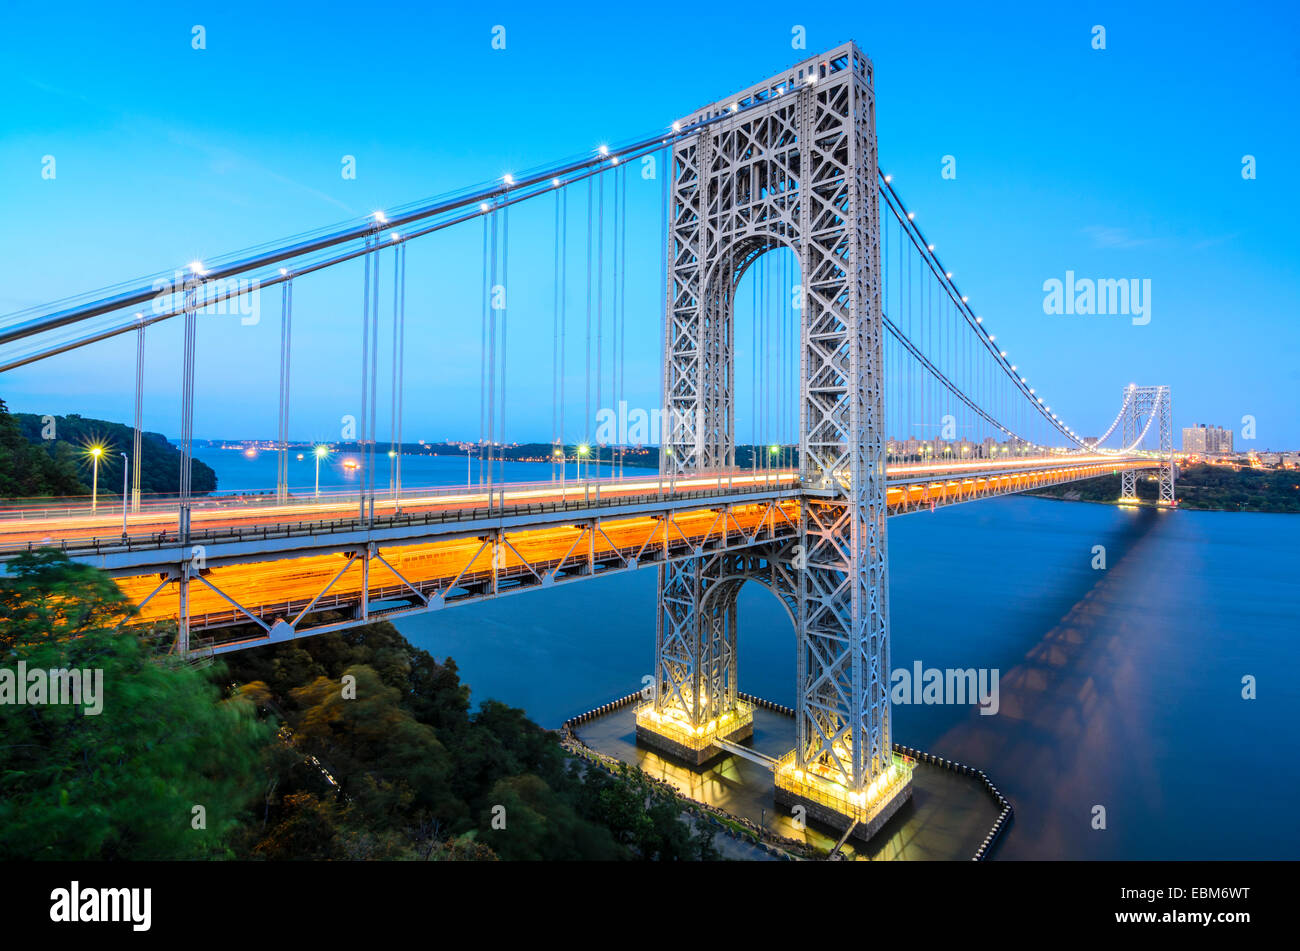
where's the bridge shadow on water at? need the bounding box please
[913,503,1173,859]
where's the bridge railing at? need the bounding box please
[0,465,803,526]
[0,469,805,556]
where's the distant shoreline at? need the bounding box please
[1027,493,1298,516]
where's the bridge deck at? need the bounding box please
[0,456,1156,654]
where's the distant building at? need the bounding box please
[1182,423,1233,455]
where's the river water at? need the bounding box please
[201,448,1300,859]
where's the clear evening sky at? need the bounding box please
[1,1,1296,447]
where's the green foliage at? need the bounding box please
[0,404,84,498]
[0,551,272,860]
[225,623,717,861]
[5,410,217,499]
[0,552,717,861]
[577,762,720,861]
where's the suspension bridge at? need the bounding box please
[0,42,1174,842]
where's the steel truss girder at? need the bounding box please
[658,42,891,792]
[154,499,800,652]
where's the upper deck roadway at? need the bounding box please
[0,454,1156,653]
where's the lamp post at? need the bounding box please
[577,443,590,502]
[90,445,103,513]
[122,452,129,535]
[314,445,329,499]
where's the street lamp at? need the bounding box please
[314,445,329,498]
[122,452,129,535]
[89,445,103,513]
[577,443,591,500]
[553,447,566,497]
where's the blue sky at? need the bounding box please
[1,0,1297,447]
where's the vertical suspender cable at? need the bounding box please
[619,164,627,477]
[396,243,406,505]
[277,275,293,503]
[498,204,509,486]
[552,188,561,479]
[479,216,489,485]
[360,237,372,520]
[561,188,568,476]
[658,144,668,465]
[487,208,498,494]
[595,169,605,476]
[585,177,593,480]
[610,166,619,474]
[369,239,381,523]
[391,248,400,498]
[132,315,144,512]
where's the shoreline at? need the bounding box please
[1027,493,1298,515]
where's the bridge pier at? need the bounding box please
[639,557,754,766]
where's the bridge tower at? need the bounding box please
[1119,384,1175,505]
[639,42,913,840]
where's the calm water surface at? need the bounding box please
[204,449,1300,859]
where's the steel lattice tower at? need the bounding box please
[646,43,902,821]
[1119,384,1175,505]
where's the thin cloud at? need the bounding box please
[1082,225,1154,250]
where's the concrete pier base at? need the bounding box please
[634,700,755,767]
[774,775,913,844]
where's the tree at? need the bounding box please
[0,551,272,860]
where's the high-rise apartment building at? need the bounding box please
[1182,423,1233,454]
